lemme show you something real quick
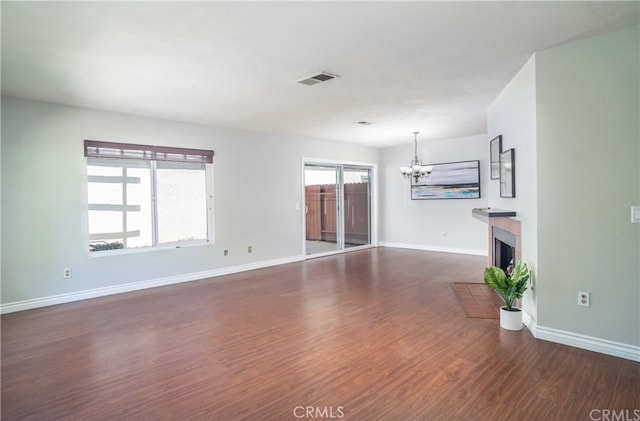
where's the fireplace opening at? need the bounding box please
[493,227,516,274]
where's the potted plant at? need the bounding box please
[483,260,529,331]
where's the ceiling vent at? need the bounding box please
[296,72,339,86]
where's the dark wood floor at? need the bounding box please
[2,248,638,420]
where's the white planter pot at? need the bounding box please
[500,307,523,331]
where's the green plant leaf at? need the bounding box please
[483,261,530,310]
[484,266,506,291]
[511,261,529,284]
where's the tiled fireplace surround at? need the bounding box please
[487,217,521,268]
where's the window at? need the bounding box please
[85,140,214,253]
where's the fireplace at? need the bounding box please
[471,208,521,269]
[493,227,516,273]
[480,214,521,270]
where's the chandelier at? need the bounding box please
[399,131,432,182]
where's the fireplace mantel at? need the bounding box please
[472,207,516,218]
[472,208,521,267]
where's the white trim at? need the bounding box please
[369,164,379,247]
[301,157,377,168]
[0,255,304,315]
[304,244,375,260]
[379,242,487,257]
[87,239,209,257]
[523,313,639,362]
[301,159,307,256]
[522,310,538,337]
[535,325,640,362]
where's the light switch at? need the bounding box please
[632,206,640,224]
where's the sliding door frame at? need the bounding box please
[301,157,377,259]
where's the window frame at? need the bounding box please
[85,140,214,255]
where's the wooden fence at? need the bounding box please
[305,183,369,245]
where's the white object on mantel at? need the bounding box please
[500,307,523,331]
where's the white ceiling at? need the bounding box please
[2,1,638,148]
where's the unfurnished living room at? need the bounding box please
[1,2,639,420]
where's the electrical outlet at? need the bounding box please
[63,268,72,279]
[224,250,228,256]
[578,291,590,307]
[248,246,252,253]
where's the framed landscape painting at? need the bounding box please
[411,160,481,200]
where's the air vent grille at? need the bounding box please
[296,72,339,86]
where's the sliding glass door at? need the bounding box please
[304,163,371,256]
[343,167,371,249]
[304,165,341,254]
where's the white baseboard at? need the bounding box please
[379,241,487,257]
[0,255,305,314]
[522,311,538,337]
[523,313,639,362]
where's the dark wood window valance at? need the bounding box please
[84,140,214,164]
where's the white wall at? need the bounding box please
[379,134,488,255]
[486,55,538,323]
[535,25,639,346]
[0,97,379,306]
